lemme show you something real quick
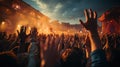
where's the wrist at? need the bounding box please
[89,30,98,35]
[88,31,102,52]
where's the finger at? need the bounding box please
[79,19,85,26]
[84,9,89,21]
[93,11,97,19]
[17,30,19,35]
[21,26,24,33]
[24,26,26,33]
[89,9,94,18]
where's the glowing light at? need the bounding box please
[26,26,31,34]
[2,21,5,25]
[12,4,20,10]
[80,31,82,33]
[41,59,45,67]
[16,5,19,9]
[28,27,31,30]
[17,24,21,28]
[30,12,35,15]
[17,24,22,31]
[0,21,6,31]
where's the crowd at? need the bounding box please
[0,8,120,67]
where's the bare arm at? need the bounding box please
[79,9,108,67]
[79,9,102,52]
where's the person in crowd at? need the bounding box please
[0,7,119,67]
[27,27,41,67]
[98,7,120,35]
[99,7,120,49]
[55,9,108,67]
[98,7,120,67]
[17,26,30,53]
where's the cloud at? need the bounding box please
[29,0,84,24]
[24,0,120,24]
[54,3,63,12]
[32,0,47,9]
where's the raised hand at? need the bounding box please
[28,27,40,67]
[17,26,30,53]
[79,9,102,52]
[79,9,97,32]
[17,26,28,43]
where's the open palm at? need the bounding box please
[79,9,98,32]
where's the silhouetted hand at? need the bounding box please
[79,9,97,32]
[79,9,101,52]
[17,26,28,43]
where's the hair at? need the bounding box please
[60,47,86,67]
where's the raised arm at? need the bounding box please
[79,9,108,67]
[79,9,101,52]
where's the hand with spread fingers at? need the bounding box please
[79,9,108,67]
[17,26,28,43]
[79,9,97,32]
[79,9,101,52]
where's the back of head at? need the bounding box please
[60,47,86,67]
[0,51,18,67]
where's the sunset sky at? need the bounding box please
[23,0,120,24]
